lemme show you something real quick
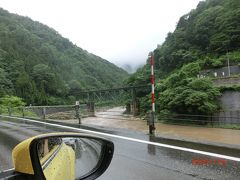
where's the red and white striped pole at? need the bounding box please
[150,52,155,113]
[149,52,155,135]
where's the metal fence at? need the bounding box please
[1,104,240,128]
[0,104,94,123]
[157,112,240,127]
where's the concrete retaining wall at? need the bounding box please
[211,91,240,124]
[220,91,240,111]
[213,77,240,86]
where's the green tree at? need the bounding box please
[0,68,13,96]
[15,73,36,104]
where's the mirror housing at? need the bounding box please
[12,136,36,175]
[12,133,114,180]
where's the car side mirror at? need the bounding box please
[12,133,114,180]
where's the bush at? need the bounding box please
[0,95,26,107]
[157,63,220,115]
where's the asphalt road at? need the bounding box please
[0,117,240,180]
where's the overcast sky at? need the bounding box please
[0,0,201,70]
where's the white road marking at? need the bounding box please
[1,115,240,162]
[1,168,14,172]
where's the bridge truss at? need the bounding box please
[73,85,150,103]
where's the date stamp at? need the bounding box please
[192,158,227,166]
[191,158,240,168]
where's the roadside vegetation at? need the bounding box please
[0,95,36,117]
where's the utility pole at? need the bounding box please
[149,52,155,135]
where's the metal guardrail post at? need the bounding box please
[75,102,81,124]
[210,115,213,127]
[92,102,95,116]
[22,107,25,118]
[8,107,12,116]
[42,107,46,120]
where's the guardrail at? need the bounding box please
[0,103,95,124]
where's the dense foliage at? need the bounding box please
[0,8,128,105]
[154,0,240,74]
[127,0,240,115]
[157,63,220,115]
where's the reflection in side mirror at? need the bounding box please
[36,137,106,180]
[12,133,113,180]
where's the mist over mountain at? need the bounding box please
[121,63,144,74]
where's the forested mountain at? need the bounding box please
[0,8,128,105]
[154,0,240,74]
[127,0,240,115]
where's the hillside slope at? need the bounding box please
[0,8,128,105]
[154,0,240,75]
[127,0,240,115]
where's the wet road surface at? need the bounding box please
[0,117,240,180]
[59,107,240,147]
